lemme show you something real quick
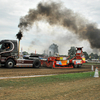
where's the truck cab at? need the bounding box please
[0,40,18,68]
[0,40,41,68]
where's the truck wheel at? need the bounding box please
[72,64,75,68]
[73,64,77,68]
[77,64,82,68]
[33,59,41,68]
[5,59,15,68]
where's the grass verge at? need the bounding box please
[83,62,100,65]
[0,71,100,88]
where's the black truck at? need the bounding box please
[0,40,41,68]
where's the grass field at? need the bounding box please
[0,71,100,100]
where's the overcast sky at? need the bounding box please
[0,0,100,55]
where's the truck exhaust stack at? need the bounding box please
[16,30,23,58]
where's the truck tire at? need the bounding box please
[33,59,41,68]
[77,64,82,68]
[72,64,75,68]
[73,64,77,68]
[5,59,15,68]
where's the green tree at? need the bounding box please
[68,47,76,58]
[94,54,98,59]
[89,53,94,60]
[83,52,89,60]
[89,53,98,60]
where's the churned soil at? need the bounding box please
[0,65,100,77]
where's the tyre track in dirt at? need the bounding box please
[0,65,100,77]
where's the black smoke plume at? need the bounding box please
[18,1,100,49]
[16,30,23,41]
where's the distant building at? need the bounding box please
[48,43,58,56]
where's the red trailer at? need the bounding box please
[41,47,86,68]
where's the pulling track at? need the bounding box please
[0,65,100,77]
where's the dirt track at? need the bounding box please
[0,65,100,100]
[0,65,100,77]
